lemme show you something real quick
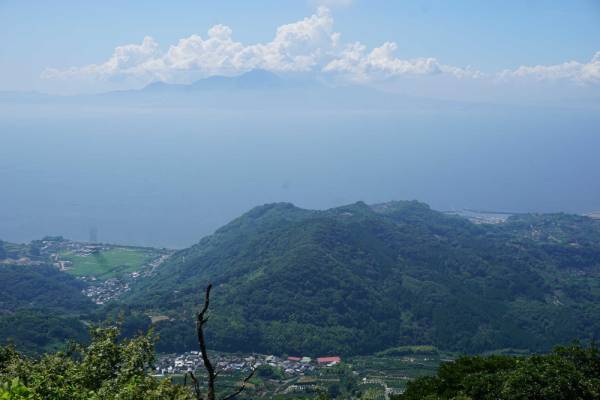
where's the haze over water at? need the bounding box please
[2,105,599,248]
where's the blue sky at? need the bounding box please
[1,0,599,95]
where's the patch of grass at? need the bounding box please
[376,345,439,357]
[61,248,152,279]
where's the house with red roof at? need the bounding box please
[316,356,341,365]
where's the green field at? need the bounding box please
[61,248,152,279]
[349,352,451,394]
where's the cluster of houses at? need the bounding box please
[81,276,131,304]
[154,351,341,377]
[443,209,510,225]
[585,212,600,220]
[0,256,43,266]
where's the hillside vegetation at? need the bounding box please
[396,342,600,400]
[0,264,95,354]
[125,201,600,355]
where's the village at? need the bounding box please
[80,276,131,304]
[154,351,341,377]
[154,351,357,397]
[152,350,427,398]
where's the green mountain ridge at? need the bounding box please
[125,200,600,356]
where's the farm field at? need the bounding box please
[60,247,153,279]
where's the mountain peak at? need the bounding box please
[228,69,283,89]
[187,69,283,91]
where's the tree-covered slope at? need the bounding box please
[0,264,95,353]
[126,201,600,355]
[396,343,600,400]
[0,264,94,313]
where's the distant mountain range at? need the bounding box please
[0,70,324,100]
[140,69,290,93]
[0,70,472,112]
[124,200,600,356]
[2,69,599,112]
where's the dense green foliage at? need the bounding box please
[125,201,600,355]
[0,264,95,354]
[396,343,600,400]
[0,310,89,355]
[0,326,194,399]
[255,364,285,380]
[0,265,94,313]
[0,241,41,262]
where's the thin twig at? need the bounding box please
[221,368,257,400]
[188,371,202,400]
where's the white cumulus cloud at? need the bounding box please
[498,52,600,85]
[323,41,483,82]
[43,7,340,83]
[42,36,161,81]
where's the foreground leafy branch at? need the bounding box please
[0,326,194,399]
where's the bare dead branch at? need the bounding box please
[195,283,254,400]
[197,284,216,400]
[188,371,203,400]
[221,367,257,400]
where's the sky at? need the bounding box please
[1,1,599,247]
[1,0,599,97]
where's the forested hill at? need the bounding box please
[0,264,95,353]
[0,264,94,313]
[126,201,600,356]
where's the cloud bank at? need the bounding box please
[498,52,600,85]
[42,7,599,89]
[43,7,340,83]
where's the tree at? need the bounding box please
[397,342,600,400]
[255,365,284,380]
[0,325,193,399]
[327,383,341,398]
[187,284,256,400]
